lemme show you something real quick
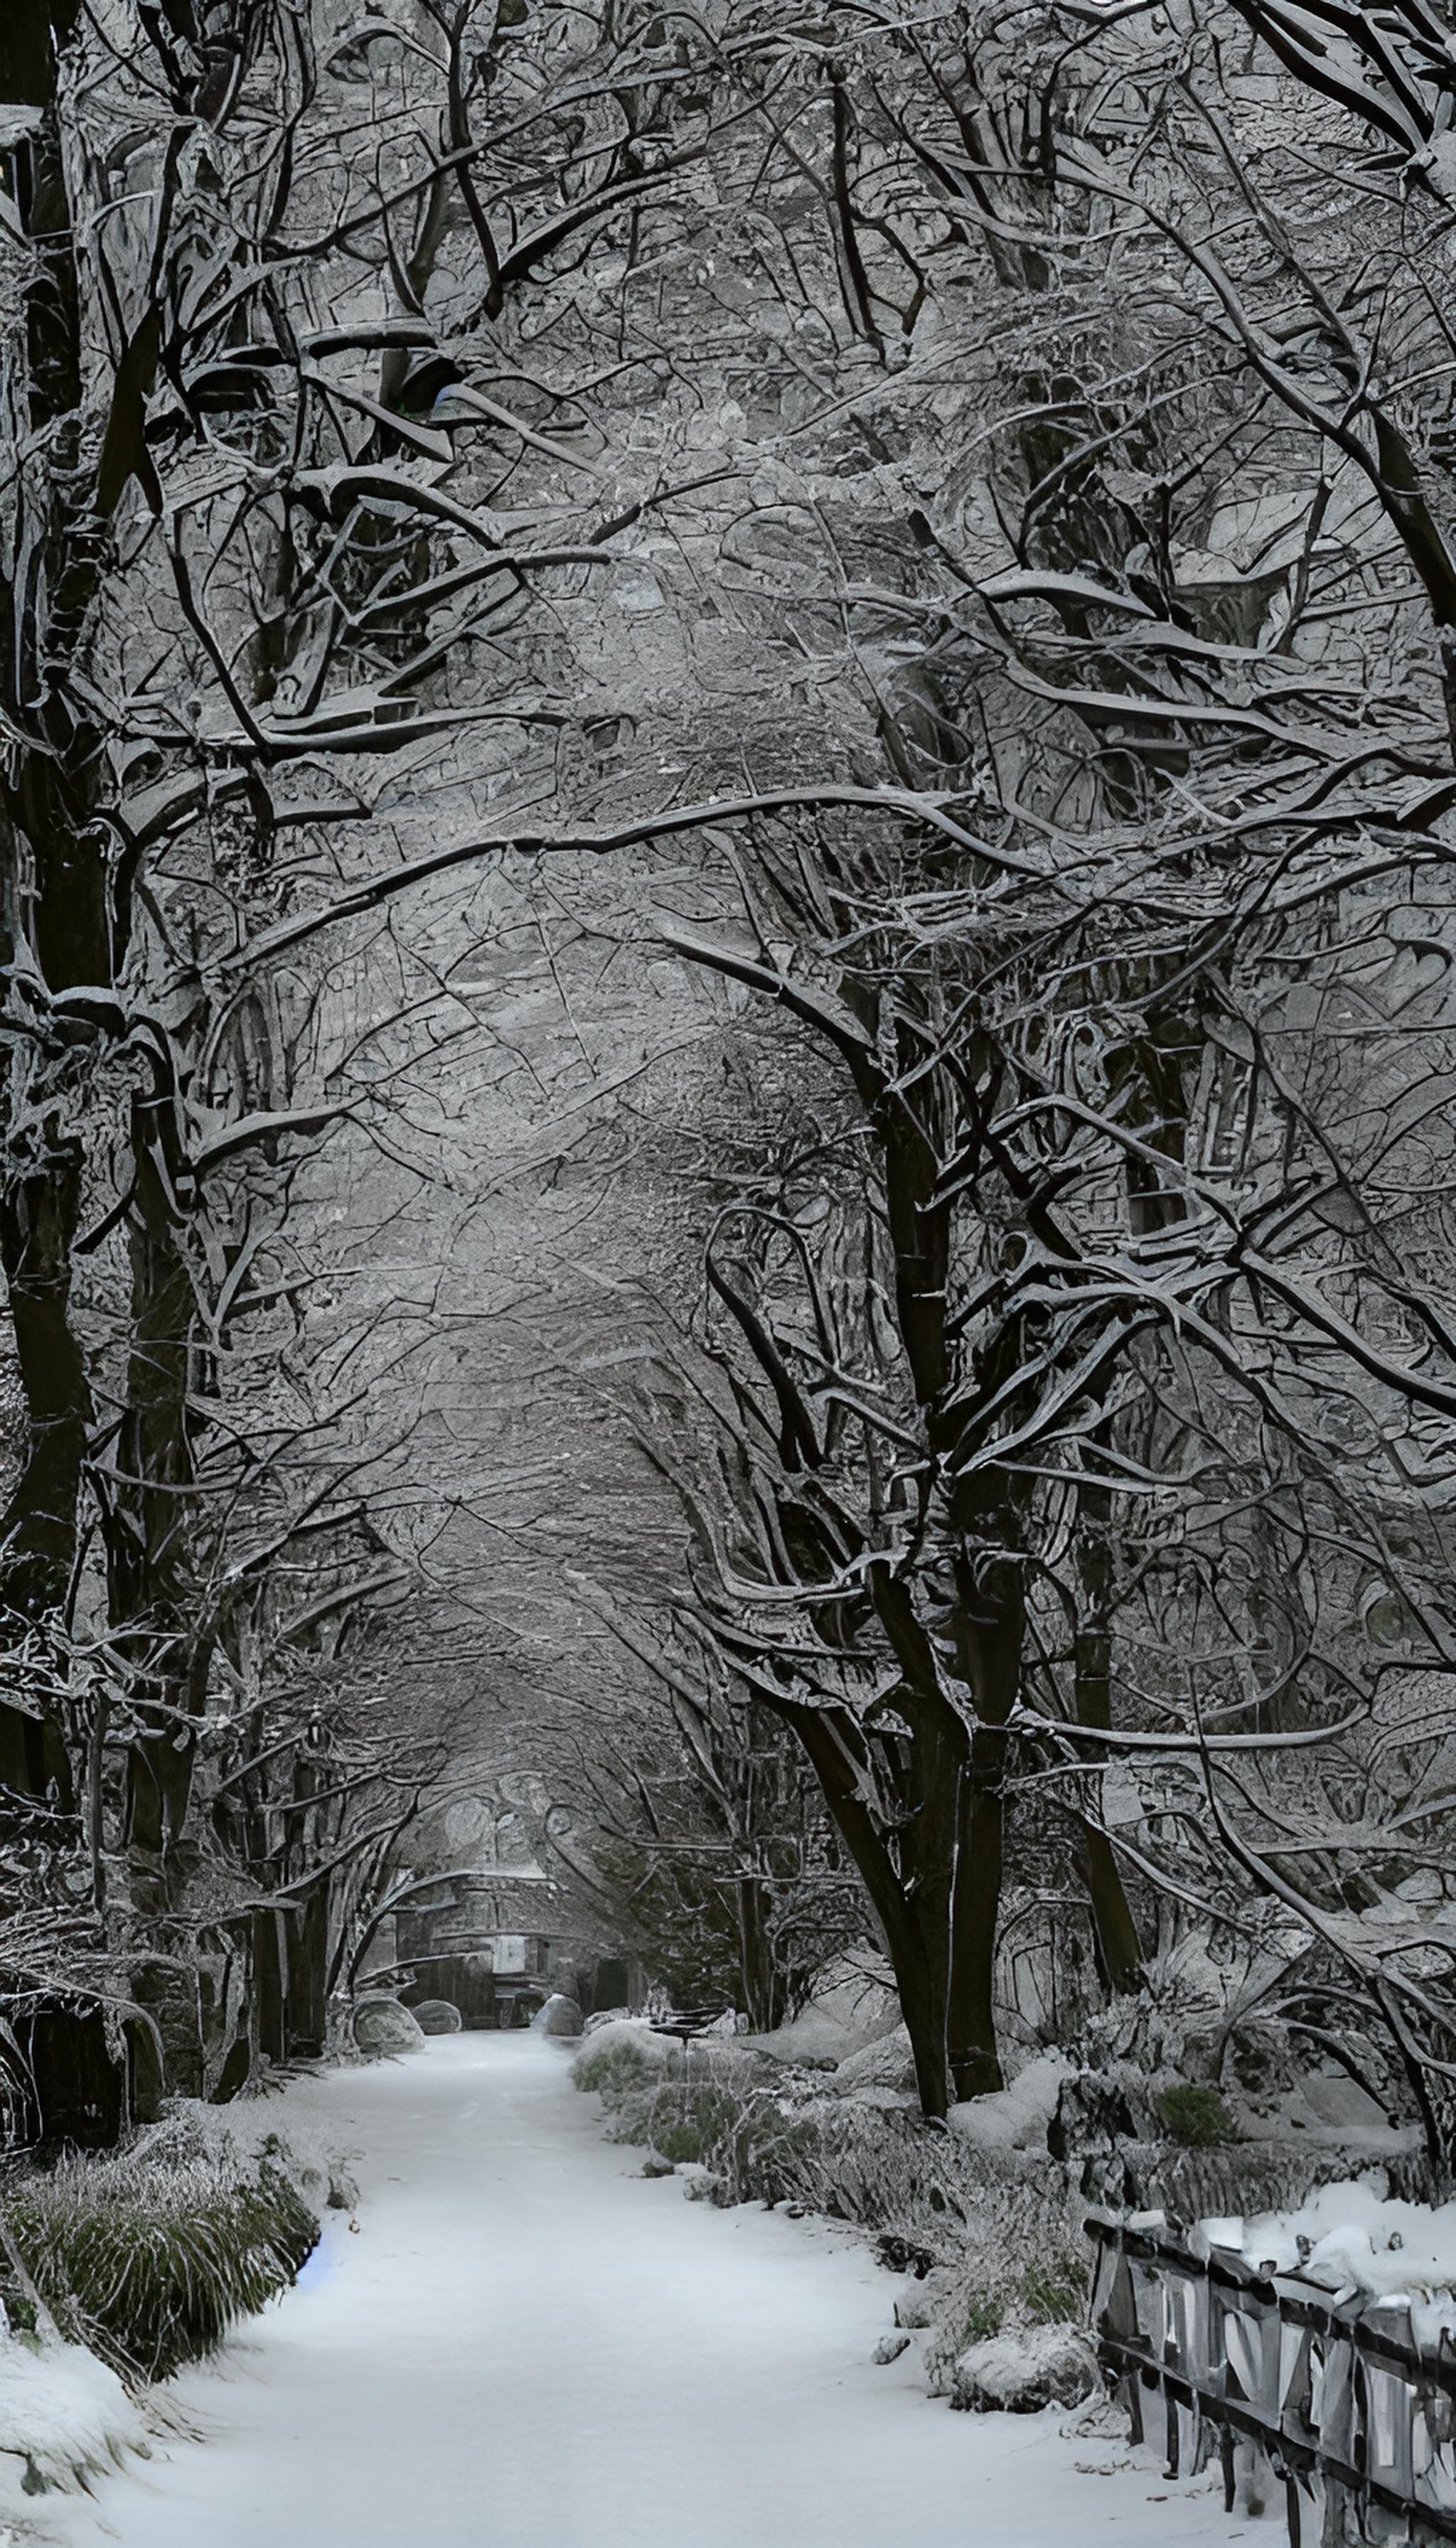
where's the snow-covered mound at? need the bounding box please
[582,2007,633,2038]
[947,2055,1073,2155]
[833,2024,916,2095]
[1194,2180,1456,2344]
[741,1953,901,2068]
[353,1996,425,2057]
[0,2325,144,2502]
[572,2019,678,2090]
[532,1994,583,2038]
[156,2094,359,2215]
[951,2323,1098,2413]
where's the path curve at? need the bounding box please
[43,2035,1233,2548]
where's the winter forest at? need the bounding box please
[10,0,1456,2539]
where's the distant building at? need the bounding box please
[394,1868,596,2027]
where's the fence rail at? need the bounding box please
[1088,2212,1456,2546]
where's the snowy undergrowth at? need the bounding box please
[4,2124,320,2383]
[573,2038,1091,2399]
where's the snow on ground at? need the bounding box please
[30,2035,1235,2548]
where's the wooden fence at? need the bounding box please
[1088,2210,1456,2546]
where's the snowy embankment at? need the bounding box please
[0,2097,348,2534]
[21,2035,1232,2548]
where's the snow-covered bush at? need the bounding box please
[353,1997,425,2059]
[571,2020,675,2095]
[603,2075,821,2200]
[584,2041,1094,2384]
[413,2001,462,2035]
[3,2124,318,2382]
[581,2008,633,2039]
[950,2324,1098,2414]
[532,1994,582,2038]
[947,2055,1073,2155]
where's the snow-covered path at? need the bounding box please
[44,2035,1235,2547]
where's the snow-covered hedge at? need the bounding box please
[571,2020,677,2096]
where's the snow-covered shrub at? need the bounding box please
[950,2324,1098,2414]
[918,2276,1005,2390]
[1017,2249,1091,2326]
[635,2082,820,2200]
[3,2126,318,2382]
[571,2020,675,2095]
[532,1994,582,2037]
[162,2092,358,2217]
[919,2239,1092,2393]
[638,2084,740,2166]
[413,2000,462,2035]
[352,1997,425,2058]
[948,2055,1073,2155]
[581,2008,633,2038]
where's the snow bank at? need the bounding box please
[946,2055,1073,2155]
[833,2025,916,2095]
[582,2008,632,2038]
[742,1954,901,2068]
[1194,2180,1456,2343]
[0,2326,144,2499]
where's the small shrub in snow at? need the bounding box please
[921,2279,1005,2392]
[571,2023,673,2096]
[4,2128,318,2382]
[960,2285,1005,2344]
[1018,2250,1090,2326]
[1155,2082,1237,2148]
[651,2114,714,2166]
[412,2001,462,2035]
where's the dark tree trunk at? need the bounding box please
[1074,1489,1144,1995]
[26,2008,123,2149]
[253,1910,287,2065]
[285,1888,328,2059]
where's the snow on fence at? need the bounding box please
[1088,2210,1456,2546]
